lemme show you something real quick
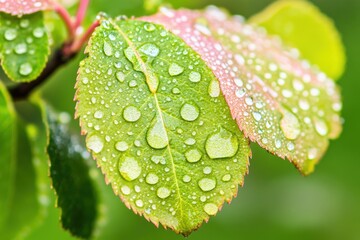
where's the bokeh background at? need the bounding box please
[24,0,360,239]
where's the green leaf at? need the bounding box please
[249,0,346,80]
[0,81,16,228]
[145,7,343,175]
[47,110,99,239]
[0,12,50,82]
[75,17,250,235]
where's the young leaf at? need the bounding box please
[143,7,342,175]
[75,17,250,235]
[0,81,16,228]
[0,0,54,16]
[249,0,346,80]
[0,12,50,82]
[47,110,99,239]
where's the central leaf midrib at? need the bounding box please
[109,20,185,219]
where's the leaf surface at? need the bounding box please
[0,0,54,16]
[47,110,98,239]
[249,0,346,80]
[0,12,50,82]
[144,7,342,174]
[75,17,250,234]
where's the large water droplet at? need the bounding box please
[87,135,104,153]
[180,103,200,122]
[189,71,201,83]
[208,80,220,98]
[4,29,17,41]
[139,43,160,57]
[198,178,216,192]
[157,187,171,199]
[205,127,238,159]
[123,106,141,122]
[280,109,301,140]
[15,43,27,54]
[146,115,169,149]
[119,157,141,181]
[19,63,33,76]
[115,141,128,152]
[103,41,113,56]
[146,173,159,185]
[185,149,202,163]
[169,63,184,76]
[204,203,218,215]
[314,118,328,136]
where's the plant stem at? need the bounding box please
[54,3,75,40]
[69,20,100,54]
[74,0,90,29]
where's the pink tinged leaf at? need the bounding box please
[142,7,342,174]
[0,0,54,16]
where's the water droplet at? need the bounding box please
[169,63,184,76]
[280,109,301,140]
[222,174,231,182]
[116,72,125,82]
[33,27,44,38]
[121,185,131,195]
[286,142,295,151]
[19,63,33,76]
[119,157,141,181]
[235,88,246,98]
[151,155,165,164]
[184,138,196,145]
[20,19,30,28]
[299,99,310,111]
[115,141,128,152]
[146,115,169,149]
[245,97,253,106]
[205,127,238,159]
[203,166,212,174]
[123,106,141,122]
[204,203,218,215]
[146,173,159,185]
[144,23,156,32]
[172,88,180,94]
[139,43,160,57]
[129,80,137,87]
[103,41,113,56]
[275,139,282,149]
[157,187,171,199]
[189,71,201,83]
[234,78,243,87]
[182,175,191,183]
[208,80,220,98]
[135,199,144,207]
[4,29,17,41]
[87,135,104,153]
[94,110,104,119]
[282,89,293,98]
[185,149,202,163]
[314,118,328,136]
[198,178,216,192]
[180,103,200,122]
[14,43,27,54]
[252,111,262,121]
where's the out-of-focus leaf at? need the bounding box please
[0,12,50,82]
[0,0,54,16]
[143,7,342,175]
[47,110,98,239]
[75,16,250,235]
[249,0,346,80]
[0,81,16,228]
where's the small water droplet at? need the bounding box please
[144,23,156,32]
[252,111,262,121]
[169,63,184,76]
[4,29,17,41]
[189,71,201,83]
[14,43,27,54]
[204,203,218,215]
[275,139,282,149]
[121,185,131,195]
[103,41,113,56]
[94,110,104,119]
[172,87,180,94]
[314,118,328,136]
[123,106,141,122]
[116,72,125,82]
[139,43,160,57]
[180,103,200,122]
[235,88,246,98]
[222,174,231,182]
[115,141,128,152]
[185,149,202,163]
[203,166,212,174]
[208,80,220,98]
[87,135,104,153]
[308,148,318,160]
[182,175,191,183]
[282,89,293,98]
[299,99,310,111]
[146,173,159,185]
[33,27,44,38]
[129,80,137,87]
[205,127,238,159]
[198,178,216,192]
[20,19,30,28]
[151,155,165,164]
[245,97,253,106]
[135,199,144,207]
[280,109,301,140]
[184,138,196,145]
[157,187,171,199]
[19,63,33,76]
[234,78,243,87]
[146,115,169,149]
[119,157,141,181]
[286,142,295,151]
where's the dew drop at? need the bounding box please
[151,155,165,164]
[4,29,17,41]
[203,166,212,174]
[146,115,168,149]
[146,173,159,185]
[208,80,220,98]
[169,63,184,76]
[235,88,246,98]
[189,71,201,83]
[252,111,262,121]
[184,138,196,145]
[172,88,180,94]
[314,118,328,136]
[94,110,104,119]
[116,72,125,82]
[33,27,44,38]
[123,106,141,122]
[103,41,113,56]
[299,99,310,111]
[135,199,144,207]
[275,139,282,149]
[198,178,216,192]
[121,185,131,195]
[119,157,141,181]
[87,135,104,153]
[180,103,200,122]
[115,141,128,152]
[286,142,295,151]
[185,149,202,163]
[15,43,27,54]
[157,187,171,199]
[280,109,301,140]
[19,63,33,76]
[245,96,253,106]
[204,203,218,215]
[144,23,156,32]
[182,175,191,183]
[139,43,160,57]
[20,19,30,28]
[234,78,243,87]
[222,174,231,182]
[205,127,238,159]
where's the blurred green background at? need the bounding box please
[24,0,360,239]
